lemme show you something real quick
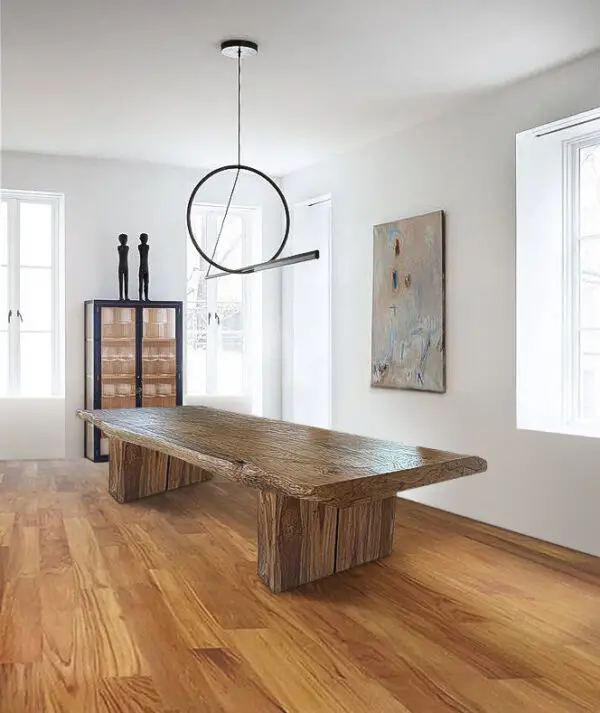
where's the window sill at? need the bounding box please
[518,419,600,440]
[0,395,65,401]
[184,394,253,413]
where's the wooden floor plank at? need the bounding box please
[0,513,15,546]
[0,662,44,713]
[7,525,39,579]
[232,626,411,713]
[63,517,110,589]
[96,675,164,713]
[0,577,42,664]
[116,582,226,711]
[191,647,287,712]
[0,459,598,713]
[148,568,226,649]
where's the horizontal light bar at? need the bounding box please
[205,250,320,280]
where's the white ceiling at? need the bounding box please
[2,0,600,176]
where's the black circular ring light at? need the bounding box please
[186,164,290,274]
[186,39,317,279]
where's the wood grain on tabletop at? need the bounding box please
[78,406,487,505]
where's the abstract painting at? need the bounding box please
[371,210,445,392]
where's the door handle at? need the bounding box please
[7,309,11,323]
[16,310,23,322]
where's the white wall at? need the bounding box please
[0,398,66,461]
[283,52,600,557]
[282,198,332,426]
[1,152,283,458]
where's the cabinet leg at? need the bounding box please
[257,492,396,593]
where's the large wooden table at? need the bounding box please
[78,406,487,592]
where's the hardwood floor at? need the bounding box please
[1,459,599,713]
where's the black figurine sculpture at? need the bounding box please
[138,233,150,301]
[117,233,129,301]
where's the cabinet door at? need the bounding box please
[141,306,178,407]
[99,305,137,456]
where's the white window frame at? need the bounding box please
[185,202,261,402]
[564,131,600,428]
[0,190,64,398]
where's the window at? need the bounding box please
[517,108,600,437]
[569,138,600,424]
[0,191,64,397]
[186,204,260,398]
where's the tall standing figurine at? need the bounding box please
[138,233,150,301]
[117,234,129,301]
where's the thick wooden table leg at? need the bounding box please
[257,492,396,592]
[167,458,212,491]
[109,439,168,503]
[335,497,396,572]
[108,438,212,503]
[257,492,337,592]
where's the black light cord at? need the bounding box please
[205,48,242,278]
[237,46,241,165]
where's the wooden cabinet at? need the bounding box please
[84,300,183,461]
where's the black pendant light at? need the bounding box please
[186,40,319,280]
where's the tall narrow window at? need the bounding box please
[517,108,600,437]
[0,191,64,397]
[573,139,600,423]
[186,204,260,398]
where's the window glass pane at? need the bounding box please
[580,143,600,237]
[186,318,207,395]
[580,331,600,420]
[580,280,600,329]
[20,332,52,396]
[0,331,7,396]
[1,205,10,397]
[214,213,244,395]
[216,275,243,395]
[20,267,52,331]
[0,201,7,265]
[0,266,7,325]
[214,214,243,270]
[187,212,207,394]
[186,207,250,397]
[187,212,207,302]
[20,202,53,266]
[580,238,600,275]
[216,318,243,395]
[580,240,600,329]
